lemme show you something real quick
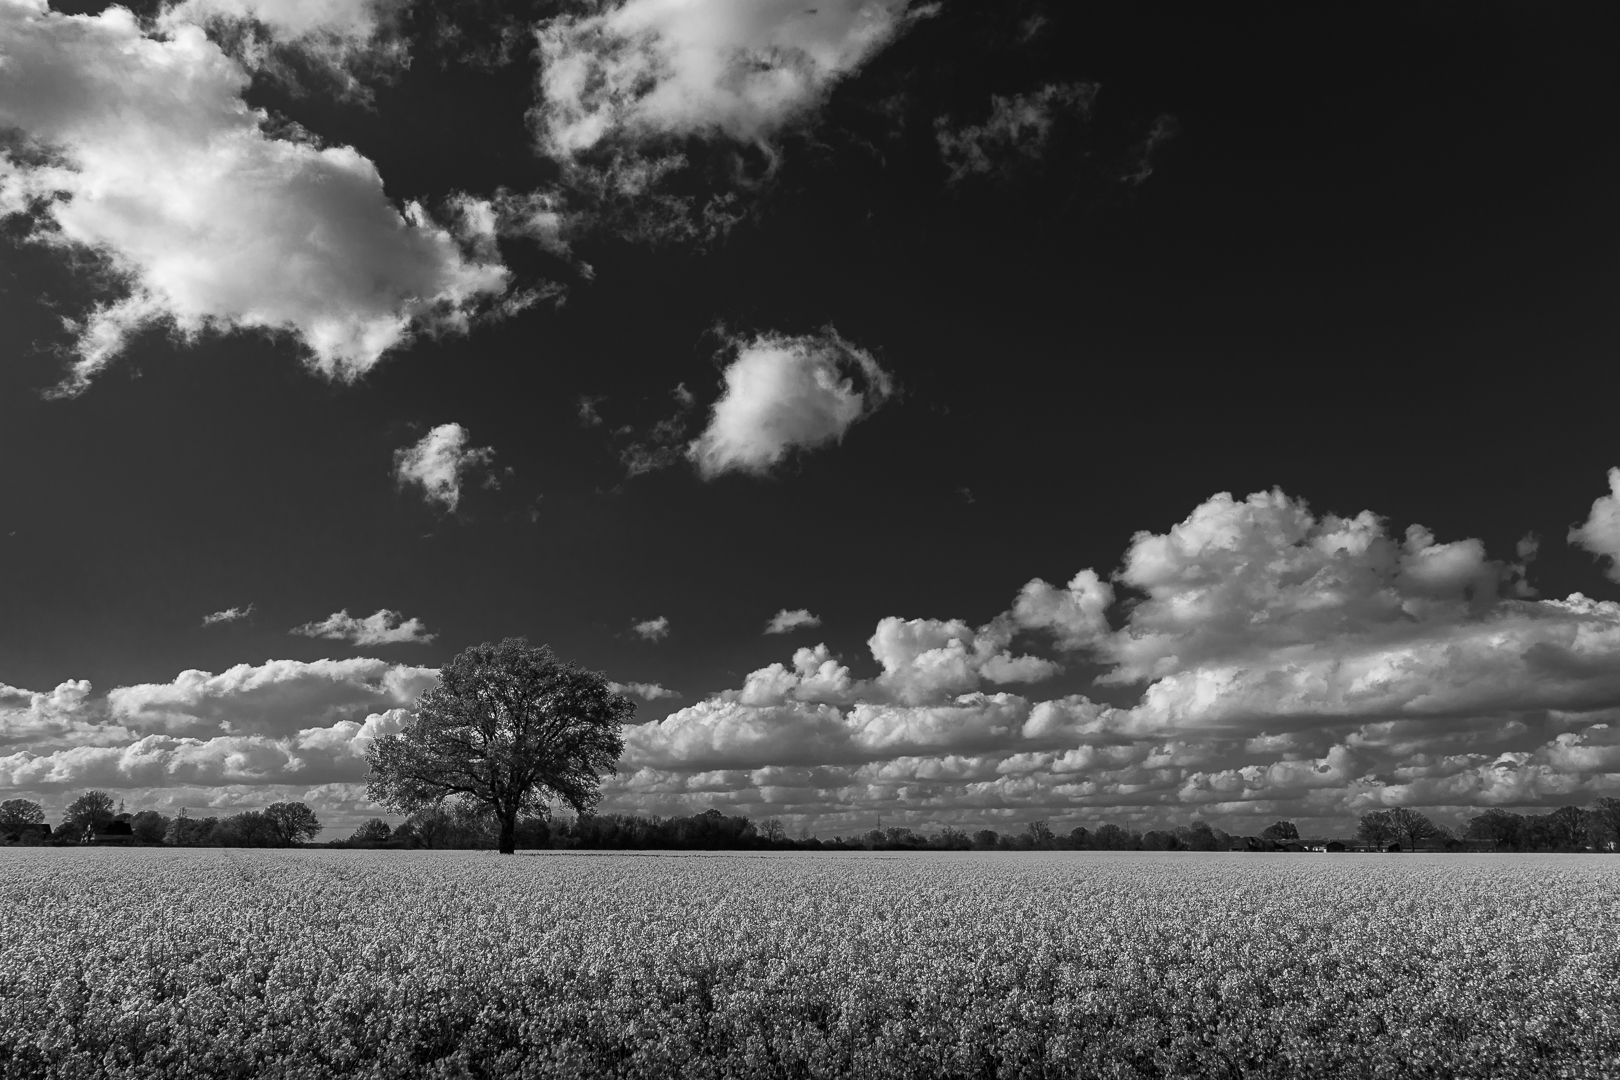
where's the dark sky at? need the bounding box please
[3,0,1618,834]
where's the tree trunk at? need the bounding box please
[498,812,516,855]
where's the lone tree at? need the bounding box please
[366,638,631,854]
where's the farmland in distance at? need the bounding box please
[2,849,1617,1079]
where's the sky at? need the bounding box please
[3,0,1620,839]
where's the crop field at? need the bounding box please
[2,850,1617,1079]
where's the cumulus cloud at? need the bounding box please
[202,604,254,626]
[609,680,682,701]
[765,608,821,634]
[393,423,496,511]
[17,484,1620,835]
[633,616,671,641]
[0,680,132,751]
[935,83,1097,183]
[1570,467,1620,583]
[622,627,1064,772]
[0,707,410,790]
[866,617,1059,705]
[104,657,436,738]
[0,655,435,808]
[1009,569,1112,650]
[291,609,435,646]
[1091,489,1527,687]
[0,0,511,393]
[687,329,892,478]
[605,486,1620,834]
[531,0,925,159]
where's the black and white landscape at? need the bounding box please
[3,1,1620,843]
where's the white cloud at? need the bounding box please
[1087,489,1520,685]
[531,0,925,159]
[104,657,436,738]
[765,608,821,634]
[866,617,1058,706]
[935,83,1097,183]
[604,485,1620,833]
[687,329,892,478]
[0,680,132,750]
[393,424,496,511]
[291,609,435,646]
[633,616,671,641]
[0,658,434,799]
[0,654,432,802]
[161,0,398,45]
[202,604,254,626]
[1570,467,1620,583]
[0,707,409,790]
[1009,569,1112,650]
[16,484,1620,835]
[157,0,410,101]
[624,696,853,772]
[621,631,1066,772]
[0,0,511,393]
[610,680,682,701]
[732,644,855,707]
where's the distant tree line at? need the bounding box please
[338,800,1620,853]
[335,812,1329,852]
[335,810,1334,852]
[0,791,321,847]
[1460,801,1620,851]
[7,791,1619,853]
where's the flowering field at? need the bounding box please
[2,850,1617,1079]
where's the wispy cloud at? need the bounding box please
[1120,113,1178,186]
[633,616,671,641]
[158,0,410,101]
[202,605,254,627]
[531,0,927,159]
[522,0,933,244]
[765,608,822,634]
[936,83,1097,184]
[394,424,496,511]
[291,609,436,646]
[610,680,682,701]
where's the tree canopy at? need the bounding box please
[366,638,632,853]
[1359,808,1443,850]
[0,799,45,834]
[263,802,322,845]
[62,791,116,836]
